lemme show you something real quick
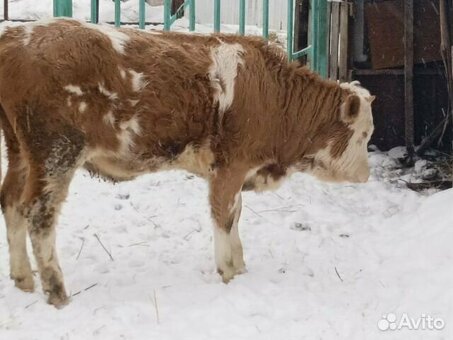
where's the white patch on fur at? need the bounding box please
[120,116,141,135]
[214,191,245,282]
[244,167,261,181]
[340,81,372,99]
[230,194,245,273]
[78,101,87,113]
[128,70,148,92]
[214,227,235,281]
[305,81,374,183]
[22,25,34,45]
[171,143,216,178]
[98,83,118,100]
[252,172,285,192]
[103,111,115,126]
[311,144,367,183]
[117,116,141,154]
[118,67,127,80]
[128,99,140,107]
[0,22,24,39]
[84,22,130,54]
[310,97,373,184]
[21,18,64,45]
[117,130,134,154]
[145,29,162,35]
[64,85,83,96]
[230,192,241,213]
[208,43,245,114]
[0,25,10,38]
[243,165,293,192]
[4,205,34,289]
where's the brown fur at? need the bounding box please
[0,19,374,306]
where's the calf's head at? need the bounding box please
[307,86,375,184]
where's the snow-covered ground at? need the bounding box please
[0,148,452,340]
[0,2,452,339]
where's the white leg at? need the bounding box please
[230,195,245,273]
[5,205,35,292]
[213,193,245,282]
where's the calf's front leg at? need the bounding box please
[209,167,246,283]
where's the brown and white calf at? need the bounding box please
[0,19,374,307]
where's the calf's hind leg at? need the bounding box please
[1,151,34,292]
[20,125,85,307]
[23,169,74,307]
[0,107,34,292]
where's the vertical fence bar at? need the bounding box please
[4,0,8,21]
[164,0,171,31]
[139,0,146,29]
[239,0,245,35]
[287,0,294,61]
[262,0,269,39]
[311,0,319,71]
[90,0,98,23]
[114,0,121,27]
[189,0,195,31]
[214,0,221,33]
[54,0,73,17]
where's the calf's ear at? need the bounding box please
[341,94,361,123]
[367,95,376,103]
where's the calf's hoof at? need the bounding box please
[235,266,247,275]
[47,290,69,309]
[218,267,235,283]
[14,275,35,292]
[45,281,69,308]
[218,265,247,283]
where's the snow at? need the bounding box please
[0,3,452,339]
[0,148,451,339]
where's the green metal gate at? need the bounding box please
[52,0,328,77]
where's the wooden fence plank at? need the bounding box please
[338,2,348,81]
[404,0,415,160]
[329,2,339,80]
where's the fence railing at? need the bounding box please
[2,0,330,77]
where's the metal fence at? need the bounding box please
[2,0,330,77]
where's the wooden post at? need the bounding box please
[0,0,3,182]
[440,0,452,185]
[294,0,309,64]
[338,2,348,81]
[0,127,1,184]
[4,0,8,21]
[294,0,301,50]
[404,0,414,162]
[329,2,340,79]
